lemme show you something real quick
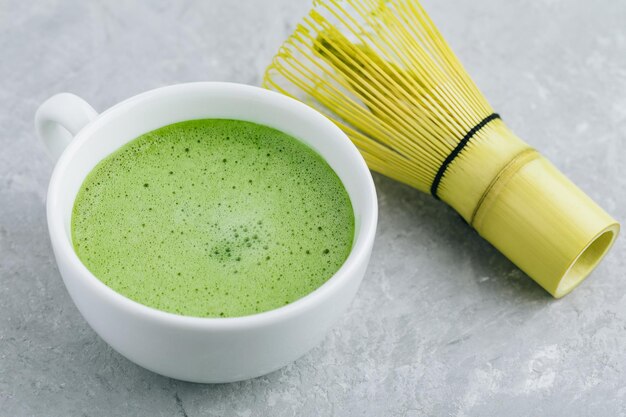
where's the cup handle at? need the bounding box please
[35,93,98,162]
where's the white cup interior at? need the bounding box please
[48,82,377,317]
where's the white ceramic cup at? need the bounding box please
[35,82,377,383]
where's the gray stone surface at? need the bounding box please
[1,0,625,415]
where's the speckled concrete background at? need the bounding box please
[1,0,625,416]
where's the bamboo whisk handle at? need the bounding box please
[438,123,619,297]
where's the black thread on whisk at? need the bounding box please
[430,113,501,199]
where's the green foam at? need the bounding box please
[71,119,354,318]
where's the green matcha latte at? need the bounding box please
[71,119,354,318]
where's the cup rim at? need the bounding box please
[47,82,378,330]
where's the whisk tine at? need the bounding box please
[268,0,496,176]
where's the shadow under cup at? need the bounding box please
[44,83,378,382]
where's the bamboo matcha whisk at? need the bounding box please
[264,0,620,297]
